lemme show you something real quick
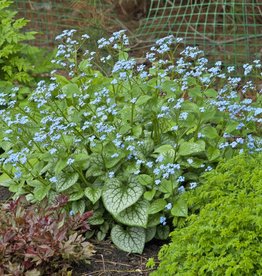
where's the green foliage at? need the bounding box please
[0,0,54,85]
[0,194,94,275]
[0,30,261,253]
[152,153,262,275]
[0,0,38,83]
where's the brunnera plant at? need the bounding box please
[0,194,94,275]
[0,30,261,253]
[150,153,262,275]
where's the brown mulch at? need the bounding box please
[72,239,162,276]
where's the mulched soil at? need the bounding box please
[0,187,13,202]
[72,239,162,276]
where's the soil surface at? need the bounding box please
[72,239,163,276]
[0,187,13,202]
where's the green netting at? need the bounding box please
[136,0,262,66]
[13,0,107,47]
[13,0,262,67]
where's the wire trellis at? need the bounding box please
[13,0,262,67]
[13,0,107,47]
[136,0,262,66]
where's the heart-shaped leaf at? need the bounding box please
[154,144,174,154]
[145,227,157,242]
[136,174,153,186]
[72,200,86,215]
[102,178,143,215]
[62,83,80,97]
[207,147,221,161]
[144,190,156,201]
[171,198,188,217]
[33,182,51,201]
[111,225,145,253]
[147,213,162,227]
[114,199,149,227]
[56,172,79,192]
[178,140,205,156]
[201,125,218,139]
[0,173,12,187]
[54,159,68,175]
[85,187,102,204]
[136,95,151,106]
[148,198,167,214]
[69,190,84,201]
[156,225,170,240]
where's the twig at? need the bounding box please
[28,0,35,10]
[100,254,106,273]
[81,268,154,276]
[255,4,262,18]
[94,260,132,267]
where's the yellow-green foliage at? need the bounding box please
[152,154,262,276]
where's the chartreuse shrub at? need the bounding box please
[0,30,261,253]
[0,194,93,275]
[150,153,262,275]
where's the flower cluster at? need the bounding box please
[0,30,261,252]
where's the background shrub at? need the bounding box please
[0,0,36,83]
[151,153,262,275]
[0,0,54,85]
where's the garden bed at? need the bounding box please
[72,239,162,275]
[0,2,261,275]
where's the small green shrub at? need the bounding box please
[0,30,261,253]
[0,0,38,84]
[0,194,94,275]
[151,153,262,275]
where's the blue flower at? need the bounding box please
[111,153,119,158]
[178,186,185,193]
[177,176,185,183]
[108,172,115,178]
[171,125,178,131]
[146,161,153,168]
[111,79,118,85]
[198,133,205,138]
[67,158,75,165]
[14,171,22,179]
[160,216,167,225]
[243,63,253,76]
[187,158,193,165]
[205,166,213,172]
[189,182,197,189]
[179,112,188,120]
[49,177,58,183]
[165,203,172,210]
[156,155,164,163]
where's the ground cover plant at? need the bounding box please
[150,153,262,275]
[0,194,93,275]
[0,30,261,253]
